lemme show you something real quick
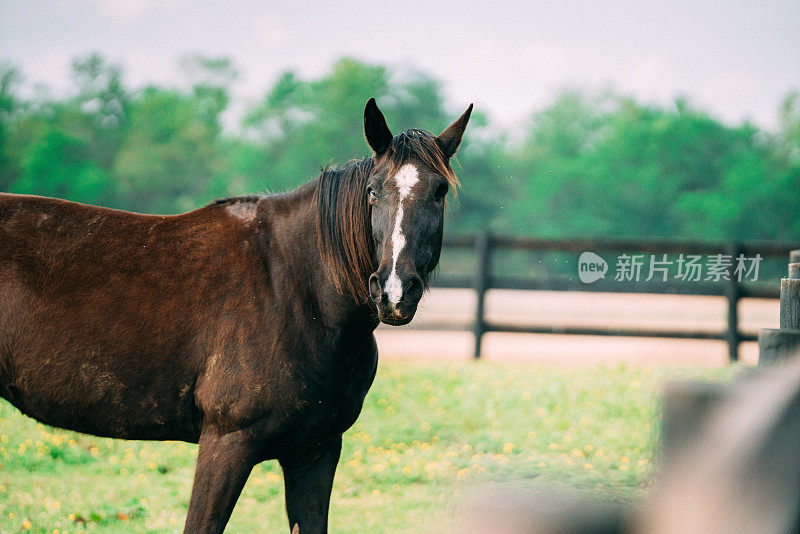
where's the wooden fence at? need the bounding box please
[421,233,800,361]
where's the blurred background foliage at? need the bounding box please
[1,53,799,241]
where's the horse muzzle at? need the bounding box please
[368,269,424,326]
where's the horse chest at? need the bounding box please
[266,340,378,453]
[197,330,378,448]
[287,344,378,436]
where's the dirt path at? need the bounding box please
[375,289,778,366]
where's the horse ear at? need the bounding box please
[436,104,473,159]
[364,98,393,154]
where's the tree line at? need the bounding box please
[1,54,798,241]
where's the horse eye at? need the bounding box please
[434,183,448,203]
[368,189,378,203]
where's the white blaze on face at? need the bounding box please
[384,163,419,305]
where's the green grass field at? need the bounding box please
[0,362,733,533]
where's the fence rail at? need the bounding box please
[420,233,800,361]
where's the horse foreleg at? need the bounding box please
[279,436,342,534]
[183,428,263,534]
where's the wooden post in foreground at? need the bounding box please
[780,251,800,330]
[759,249,800,365]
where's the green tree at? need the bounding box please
[239,58,392,195]
[506,90,798,241]
[0,63,22,191]
[11,128,109,204]
[5,54,125,204]
[113,87,223,213]
[69,53,129,172]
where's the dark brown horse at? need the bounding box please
[0,98,471,533]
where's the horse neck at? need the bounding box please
[257,181,378,332]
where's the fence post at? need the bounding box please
[472,231,490,360]
[781,249,800,330]
[725,243,741,363]
[759,249,800,365]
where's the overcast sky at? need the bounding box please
[2,0,799,132]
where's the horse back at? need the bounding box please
[0,194,263,441]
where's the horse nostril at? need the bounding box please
[402,275,424,304]
[368,273,383,302]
